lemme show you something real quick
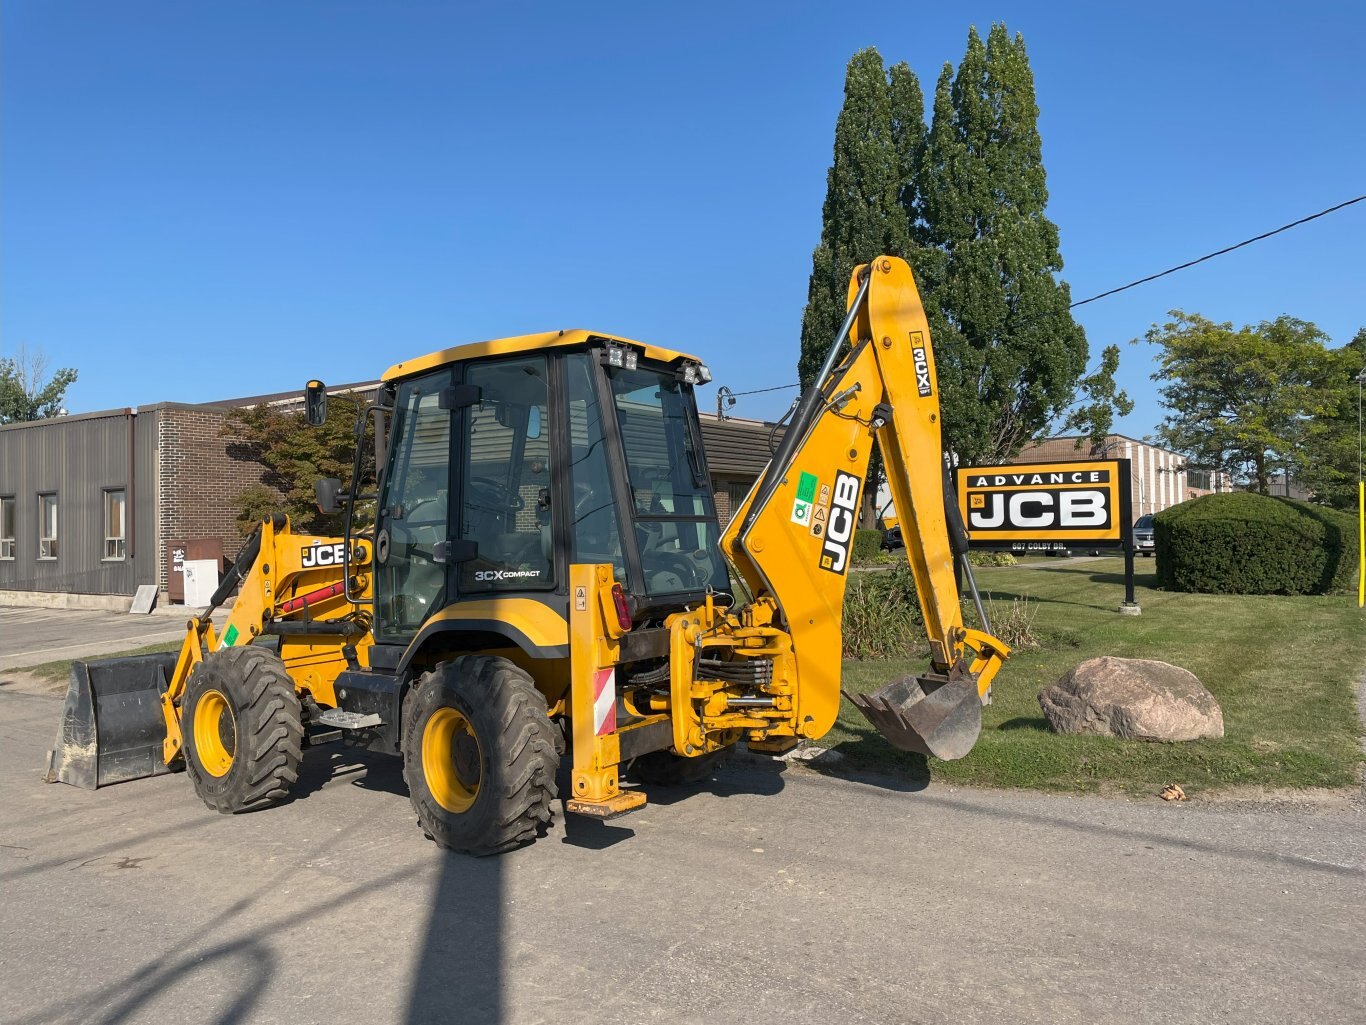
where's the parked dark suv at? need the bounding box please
[1133,514,1155,556]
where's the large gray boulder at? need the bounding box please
[1038,657,1224,742]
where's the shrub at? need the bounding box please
[842,564,924,658]
[968,550,1017,567]
[852,528,884,565]
[1154,493,1360,595]
[978,593,1038,650]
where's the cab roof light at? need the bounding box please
[604,343,639,371]
[679,361,711,386]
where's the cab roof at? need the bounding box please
[382,329,699,383]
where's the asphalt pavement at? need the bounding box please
[1,674,1363,1025]
[0,605,227,671]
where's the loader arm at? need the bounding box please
[157,515,373,764]
[720,256,1009,759]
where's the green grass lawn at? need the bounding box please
[13,641,182,685]
[830,561,1366,795]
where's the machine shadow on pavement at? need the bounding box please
[818,723,932,794]
[403,852,506,1024]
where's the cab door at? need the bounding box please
[375,368,453,640]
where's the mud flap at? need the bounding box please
[45,653,180,789]
[843,675,982,761]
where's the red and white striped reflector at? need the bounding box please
[593,668,617,736]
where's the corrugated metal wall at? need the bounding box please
[699,415,780,477]
[0,400,784,596]
[0,409,159,595]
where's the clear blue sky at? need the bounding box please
[4,1,1364,438]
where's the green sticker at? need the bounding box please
[221,624,239,649]
[796,471,818,503]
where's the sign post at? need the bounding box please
[1120,544,1140,615]
[955,458,1138,614]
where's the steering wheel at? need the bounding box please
[657,552,710,589]
[467,476,524,514]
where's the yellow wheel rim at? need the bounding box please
[193,689,236,778]
[422,706,482,813]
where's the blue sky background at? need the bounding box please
[4,1,1364,438]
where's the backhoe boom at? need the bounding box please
[721,255,1009,759]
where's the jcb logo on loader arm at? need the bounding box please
[301,542,347,568]
[818,471,860,574]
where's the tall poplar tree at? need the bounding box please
[919,25,1124,464]
[797,49,913,388]
[799,28,1127,474]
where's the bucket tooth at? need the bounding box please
[844,675,982,761]
[46,653,180,789]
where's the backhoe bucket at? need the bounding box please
[844,675,982,761]
[45,652,179,789]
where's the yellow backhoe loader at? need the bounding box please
[47,257,1008,854]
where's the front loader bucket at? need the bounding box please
[45,653,179,789]
[844,675,982,761]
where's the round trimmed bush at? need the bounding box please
[1154,493,1360,595]
[852,528,884,564]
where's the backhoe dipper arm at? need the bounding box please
[720,256,1009,760]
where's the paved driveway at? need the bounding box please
[0,605,222,670]
[1,676,1363,1025]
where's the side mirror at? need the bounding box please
[315,477,343,515]
[305,380,328,426]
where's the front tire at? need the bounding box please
[182,647,303,813]
[402,656,559,855]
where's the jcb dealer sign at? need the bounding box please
[956,459,1131,548]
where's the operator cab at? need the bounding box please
[354,334,728,645]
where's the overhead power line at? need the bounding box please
[728,382,799,397]
[723,192,1365,405]
[1069,193,1366,310]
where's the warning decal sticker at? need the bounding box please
[791,470,819,526]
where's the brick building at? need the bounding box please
[1014,434,1229,518]
[0,402,271,607]
[1,385,779,608]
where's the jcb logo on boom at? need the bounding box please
[819,471,861,574]
[301,542,347,568]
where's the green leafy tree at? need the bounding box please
[224,393,375,536]
[798,48,914,388]
[0,346,78,424]
[1144,312,1353,496]
[800,29,1128,475]
[1295,327,1366,509]
[918,25,1125,464]
[797,50,927,524]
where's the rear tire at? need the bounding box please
[402,655,559,855]
[182,647,303,813]
[630,748,727,787]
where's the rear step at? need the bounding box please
[306,707,385,746]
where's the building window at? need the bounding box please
[38,493,58,560]
[103,489,127,560]
[1187,469,1212,491]
[0,497,14,559]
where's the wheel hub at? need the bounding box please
[422,706,482,813]
[193,689,237,778]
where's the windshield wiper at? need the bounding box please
[680,411,708,488]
